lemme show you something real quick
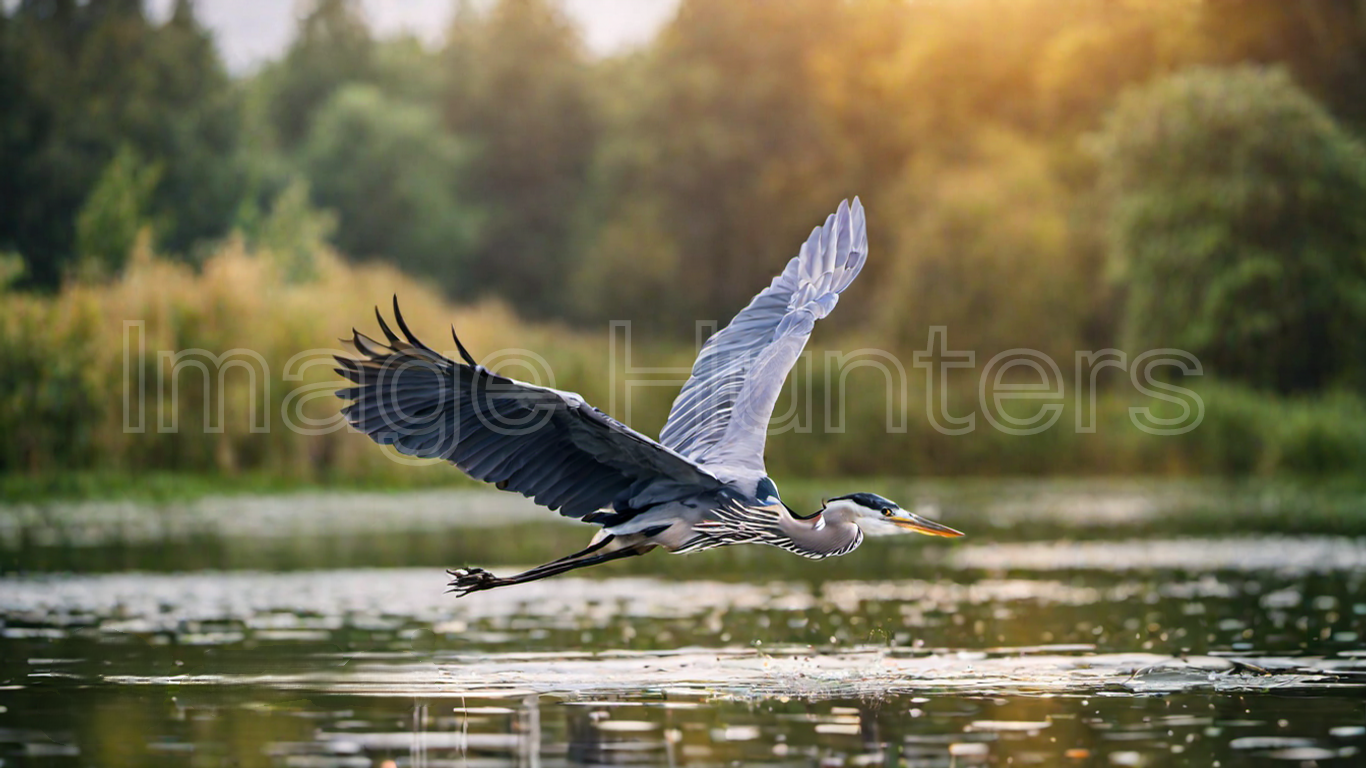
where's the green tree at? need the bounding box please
[0,0,243,285]
[1096,65,1366,393]
[569,198,685,332]
[1197,0,1366,128]
[594,0,842,328]
[441,0,597,313]
[0,252,25,290]
[876,130,1098,365]
[74,145,161,278]
[371,35,444,105]
[141,0,245,257]
[249,177,337,284]
[301,84,479,286]
[267,0,373,150]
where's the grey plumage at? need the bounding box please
[660,199,867,474]
[673,492,865,559]
[336,299,721,520]
[334,198,962,597]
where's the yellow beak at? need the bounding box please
[892,513,965,538]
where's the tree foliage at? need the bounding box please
[1096,65,1366,393]
[74,145,162,279]
[1198,0,1366,128]
[436,0,598,313]
[5,0,1366,401]
[266,0,373,150]
[875,130,1100,365]
[302,84,479,287]
[588,0,842,327]
[0,0,242,286]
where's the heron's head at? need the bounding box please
[822,493,964,538]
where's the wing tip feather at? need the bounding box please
[450,324,478,367]
[375,306,400,344]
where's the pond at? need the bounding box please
[3,479,1366,766]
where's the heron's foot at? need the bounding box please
[445,567,501,597]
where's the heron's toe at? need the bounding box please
[445,566,497,596]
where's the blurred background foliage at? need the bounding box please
[3,0,1366,487]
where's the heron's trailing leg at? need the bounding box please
[446,534,652,597]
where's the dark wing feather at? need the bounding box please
[336,299,721,519]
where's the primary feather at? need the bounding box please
[659,197,868,474]
[336,298,721,520]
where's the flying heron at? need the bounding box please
[335,198,963,596]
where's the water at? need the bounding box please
[3,480,1366,766]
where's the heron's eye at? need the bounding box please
[881,508,893,517]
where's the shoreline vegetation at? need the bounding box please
[3,242,1366,499]
[6,1,1366,498]
[6,476,1366,576]
[5,465,1366,507]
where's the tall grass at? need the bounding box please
[2,239,1364,493]
[0,239,615,485]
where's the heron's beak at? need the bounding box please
[892,513,964,538]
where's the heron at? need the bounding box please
[335,198,963,596]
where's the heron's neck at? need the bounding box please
[777,506,862,557]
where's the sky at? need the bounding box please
[142,0,682,73]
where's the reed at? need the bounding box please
[3,239,1364,491]
[0,239,612,484]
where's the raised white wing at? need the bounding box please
[659,198,868,474]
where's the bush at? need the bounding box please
[875,130,1101,366]
[1270,393,1366,475]
[1095,65,1366,394]
[0,239,608,482]
[3,241,1366,485]
[74,146,162,280]
[301,84,480,290]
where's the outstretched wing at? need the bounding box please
[336,299,721,519]
[659,198,868,474]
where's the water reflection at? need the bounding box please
[2,556,1366,765]
[4,546,1365,658]
[4,482,1366,765]
[5,683,1365,766]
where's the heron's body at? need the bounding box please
[335,199,963,596]
[595,487,864,558]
